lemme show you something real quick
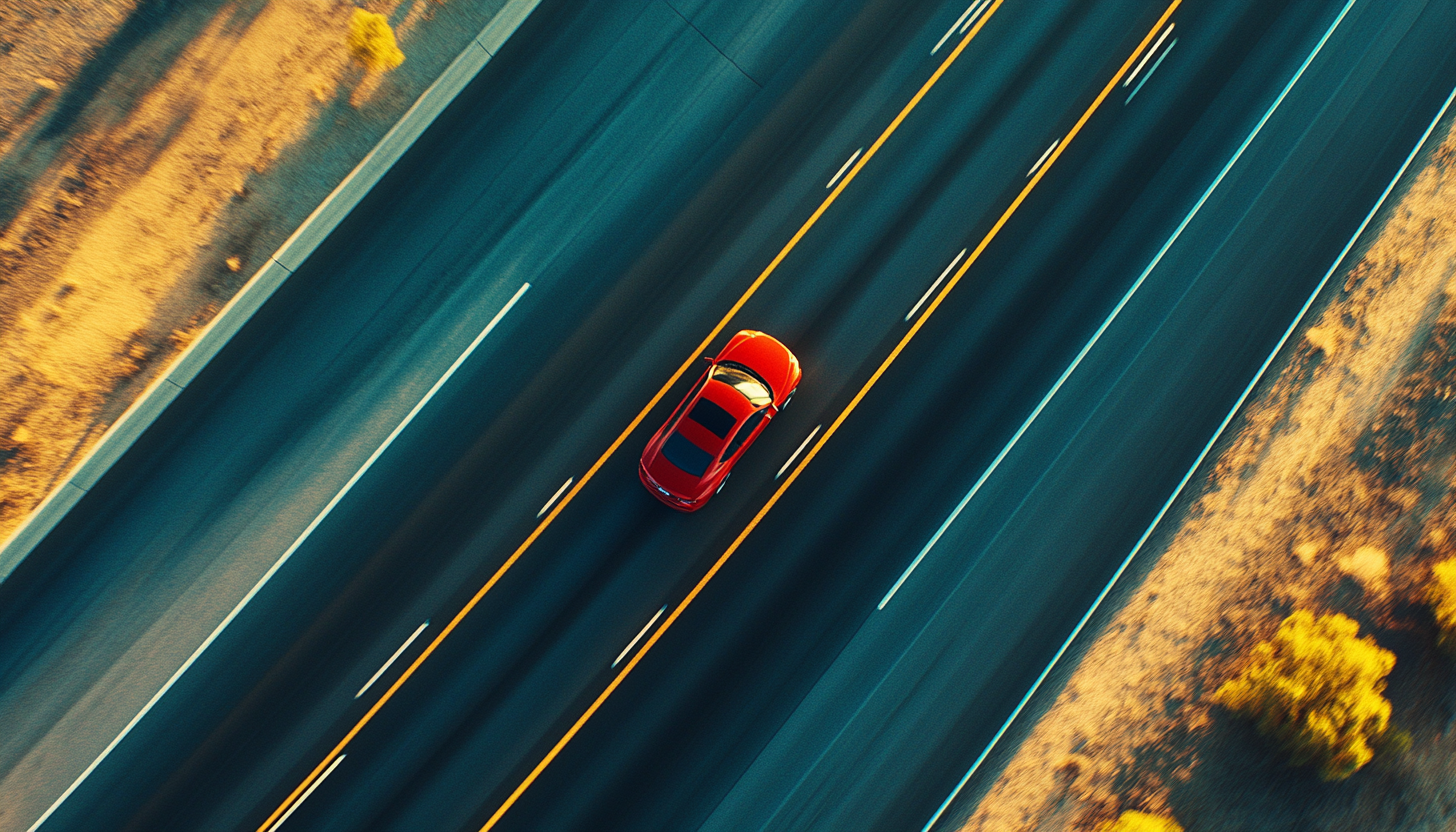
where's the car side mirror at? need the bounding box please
[702,355,714,363]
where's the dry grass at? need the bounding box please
[961,122,1456,832]
[0,1,140,156]
[0,0,492,543]
[0,0,364,539]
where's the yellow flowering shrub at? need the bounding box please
[347,9,405,73]
[1427,557,1456,652]
[1095,810,1183,832]
[1214,610,1394,780]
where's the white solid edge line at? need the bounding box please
[923,28,1446,832]
[268,753,347,832]
[1126,39,1176,105]
[537,477,575,518]
[355,620,431,699]
[931,1,978,55]
[959,0,994,35]
[26,282,531,832]
[907,250,968,322]
[614,607,667,668]
[777,425,824,480]
[827,148,864,189]
[879,0,1361,619]
[1124,22,1174,88]
[1026,138,1060,178]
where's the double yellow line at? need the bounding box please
[478,1,1180,829]
[258,4,1008,830]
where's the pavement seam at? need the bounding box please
[661,0,764,88]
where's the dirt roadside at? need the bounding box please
[0,0,506,542]
[959,118,1456,831]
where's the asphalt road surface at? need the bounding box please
[1,0,1453,830]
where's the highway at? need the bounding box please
[1,0,1453,830]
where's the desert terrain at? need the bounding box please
[0,0,505,541]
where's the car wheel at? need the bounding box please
[716,472,731,494]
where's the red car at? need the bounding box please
[639,330,801,511]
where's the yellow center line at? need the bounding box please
[478,2,1180,828]
[256,7,1005,830]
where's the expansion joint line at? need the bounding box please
[663,0,761,87]
[479,3,1179,829]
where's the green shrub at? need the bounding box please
[1427,557,1456,652]
[1095,810,1183,832]
[347,9,405,73]
[1214,610,1394,780]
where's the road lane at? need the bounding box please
[2,0,1019,829]
[129,0,1367,830]
[0,0,861,828]
[264,4,1026,820]
[94,0,1184,828]
[700,1,1456,829]
[477,4,1182,827]
[5,0,1450,830]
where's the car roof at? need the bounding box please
[687,395,736,439]
[669,380,756,463]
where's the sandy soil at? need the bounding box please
[959,118,1456,832]
[0,1,138,154]
[0,0,506,541]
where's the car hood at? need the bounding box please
[719,331,799,402]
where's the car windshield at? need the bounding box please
[711,363,772,407]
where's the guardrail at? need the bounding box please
[0,0,544,583]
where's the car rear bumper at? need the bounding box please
[638,462,704,512]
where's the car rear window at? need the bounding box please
[688,397,736,439]
[662,432,712,478]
